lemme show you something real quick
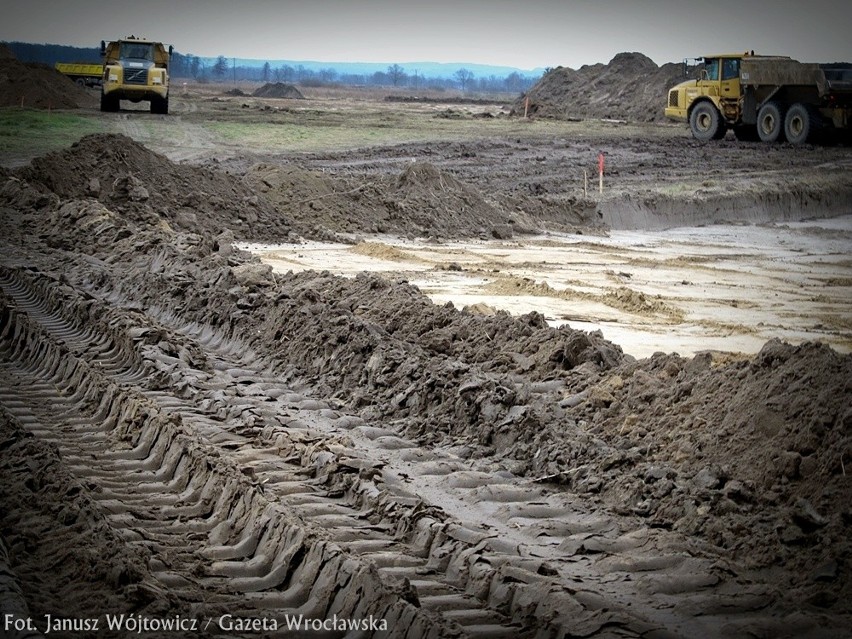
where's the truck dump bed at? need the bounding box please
[55,63,103,76]
[821,65,852,92]
[741,57,852,97]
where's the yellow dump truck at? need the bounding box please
[665,53,852,144]
[100,36,173,114]
[55,63,103,87]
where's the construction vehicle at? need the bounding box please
[55,62,103,88]
[100,36,172,114]
[665,53,852,144]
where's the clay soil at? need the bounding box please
[1,74,851,639]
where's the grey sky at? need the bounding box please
[1,0,850,69]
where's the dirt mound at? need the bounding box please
[0,46,94,109]
[244,162,378,235]
[390,161,518,237]
[513,52,683,122]
[12,133,320,241]
[252,82,305,99]
[244,160,523,238]
[515,342,852,579]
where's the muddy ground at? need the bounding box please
[0,81,851,639]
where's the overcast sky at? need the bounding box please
[1,0,850,70]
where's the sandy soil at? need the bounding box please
[1,81,851,639]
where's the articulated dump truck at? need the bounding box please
[665,53,852,144]
[100,36,173,114]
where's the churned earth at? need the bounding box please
[0,58,851,639]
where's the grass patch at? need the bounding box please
[0,108,106,158]
[205,106,656,154]
[208,118,464,152]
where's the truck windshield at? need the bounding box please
[704,58,719,81]
[120,43,153,61]
[722,58,740,80]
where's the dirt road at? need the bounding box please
[1,86,850,638]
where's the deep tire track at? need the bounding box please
[0,266,572,638]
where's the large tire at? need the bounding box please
[784,102,820,145]
[757,101,786,142]
[150,95,169,115]
[99,92,119,112]
[733,125,760,141]
[689,101,722,142]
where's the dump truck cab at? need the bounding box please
[665,53,751,141]
[100,36,172,114]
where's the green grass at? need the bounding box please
[0,108,107,159]
[207,111,602,153]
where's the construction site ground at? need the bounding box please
[1,82,851,639]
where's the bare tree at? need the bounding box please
[387,64,407,87]
[319,67,338,84]
[262,62,271,82]
[212,55,229,78]
[454,68,474,91]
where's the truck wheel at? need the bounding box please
[689,102,722,142]
[784,103,820,145]
[100,93,119,112]
[733,125,759,141]
[150,96,169,115]
[757,101,786,142]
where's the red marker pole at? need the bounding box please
[598,152,604,194]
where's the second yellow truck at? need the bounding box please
[665,53,852,144]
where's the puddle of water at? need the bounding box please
[241,215,852,358]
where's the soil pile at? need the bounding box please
[12,133,319,241]
[513,52,683,122]
[0,43,94,109]
[515,343,851,591]
[252,82,305,99]
[390,161,518,237]
[244,160,523,238]
[244,162,382,235]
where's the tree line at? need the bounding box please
[200,56,536,93]
[5,42,538,94]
